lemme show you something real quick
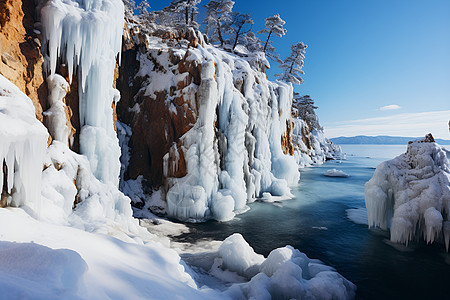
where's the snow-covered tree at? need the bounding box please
[163,0,202,28]
[275,42,307,85]
[137,0,151,17]
[204,0,235,46]
[294,94,322,130]
[258,14,286,52]
[123,0,137,19]
[227,12,254,51]
[242,31,262,52]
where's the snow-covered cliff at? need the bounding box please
[117,21,341,222]
[365,134,450,250]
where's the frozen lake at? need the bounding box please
[174,145,449,299]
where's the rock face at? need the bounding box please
[117,25,201,190]
[0,0,46,121]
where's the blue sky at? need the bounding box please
[145,1,450,138]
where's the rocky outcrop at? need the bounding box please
[117,25,201,190]
[0,0,46,121]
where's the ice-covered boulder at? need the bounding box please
[365,134,450,250]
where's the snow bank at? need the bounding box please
[0,208,225,300]
[0,75,48,212]
[324,169,349,178]
[365,136,450,250]
[41,0,124,186]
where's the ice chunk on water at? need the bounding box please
[324,169,349,178]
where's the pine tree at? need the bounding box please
[227,12,254,51]
[137,0,151,17]
[275,42,307,85]
[123,0,137,19]
[257,14,286,62]
[163,0,202,28]
[204,0,235,47]
[293,93,321,130]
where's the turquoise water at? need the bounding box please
[174,145,450,299]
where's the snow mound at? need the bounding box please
[0,241,87,299]
[41,141,145,240]
[0,75,48,212]
[218,234,356,299]
[365,136,450,250]
[324,169,349,178]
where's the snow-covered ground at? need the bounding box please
[365,136,450,250]
[0,208,224,300]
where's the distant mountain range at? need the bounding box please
[330,135,450,145]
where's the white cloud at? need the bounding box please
[379,104,401,111]
[324,110,450,139]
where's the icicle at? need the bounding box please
[41,0,124,186]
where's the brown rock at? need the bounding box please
[0,0,47,121]
[281,119,294,155]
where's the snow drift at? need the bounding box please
[365,135,450,250]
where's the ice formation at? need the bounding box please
[0,75,48,211]
[40,0,124,186]
[186,233,356,299]
[44,74,71,145]
[324,169,349,178]
[365,136,450,250]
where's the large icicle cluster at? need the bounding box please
[0,75,48,211]
[151,44,300,222]
[40,0,124,185]
[365,135,450,250]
